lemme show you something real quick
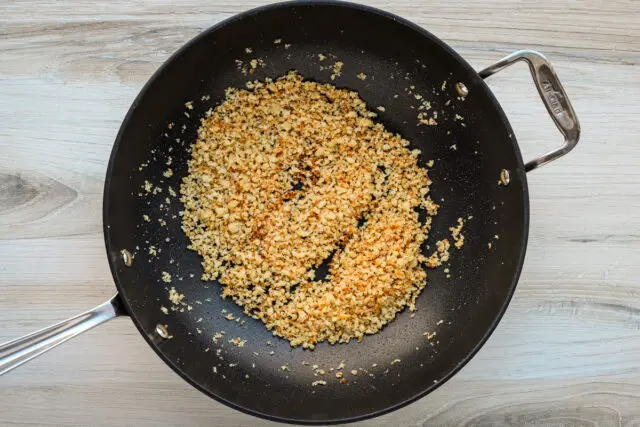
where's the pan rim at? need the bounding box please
[102,0,530,424]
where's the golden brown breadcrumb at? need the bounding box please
[180,72,439,348]
[450,217,465,249]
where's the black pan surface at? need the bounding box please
[103,1,528,424]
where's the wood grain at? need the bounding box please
[1,0,639,425]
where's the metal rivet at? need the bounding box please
[500,169,511,186]
[156,324,169,339]
[120,249,133,267]
[456,82,469,97]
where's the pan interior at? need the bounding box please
[103,2,528,424]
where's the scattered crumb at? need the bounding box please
[330,61,343,80]
[336,371,343,378]
[274,39,282,44]
[391,359,401,365]
[436,319,444,326]
[235,58,265,75]
[350,369,358,375]
[229,337,247,347]
[185,101,193,110]
[161,271,172,283]
[312,380,327,386]
[160,306,168,314]
[417,112,437,126]
[377,106,386,112]
[164,169,174,178]
[357,72,367,80]
[281,365,290,372]
[450,217,465,249]
[318,53,326,61]
[142,214,150,222]
[245,47,252,54]
[425,239,450,268]
[450,144,457,151]
[168,287,184,304]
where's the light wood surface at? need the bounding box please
[1,1,639,425]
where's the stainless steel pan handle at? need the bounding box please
[479,50,581,172]
[0,294,125,375]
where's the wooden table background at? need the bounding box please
[1,1,639,425]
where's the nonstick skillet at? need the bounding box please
[0,1,580,424]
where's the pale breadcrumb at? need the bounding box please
[168,287,184,304]
[330,61,343,80]
[180,72,440,349]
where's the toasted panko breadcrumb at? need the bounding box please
[180,72,439,349]
[425,239,450,268]
[161,271,172,283]
[450,217,465,249]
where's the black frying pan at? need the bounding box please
[0,1,579,424]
